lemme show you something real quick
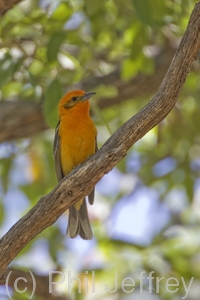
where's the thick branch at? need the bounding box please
[0,1,200,284]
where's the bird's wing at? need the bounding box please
[95,136,98,152]
[88,136,98,205]
[53,121,64,182]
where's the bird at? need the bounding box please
[53,90,97,240]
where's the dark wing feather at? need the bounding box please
[88,136,98,205]
[53,121,64,182]
[67,198,93,240]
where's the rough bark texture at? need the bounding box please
[0,1,200,284]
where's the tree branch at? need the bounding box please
[0,1,200,284]
[0,44,175,143]
[0,101,48,142]
[83,42,176,109]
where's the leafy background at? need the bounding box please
[0,0,200,299]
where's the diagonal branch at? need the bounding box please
[0,1,200,284]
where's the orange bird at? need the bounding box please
[53,90,97,239]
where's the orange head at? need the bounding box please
[58,90,96,117]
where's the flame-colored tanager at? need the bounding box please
[54,90,97,240]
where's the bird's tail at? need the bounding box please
[66,198,93,240]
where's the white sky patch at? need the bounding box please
[57,53,75,69]
[108,187,170,245]
[64,12,85,30]
[14,239,55,272]
[96,168,124,196]
[10,47,23,59]
[0,48,6,59]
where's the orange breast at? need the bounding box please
[59,113,97,176]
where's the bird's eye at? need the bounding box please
[72,96,77,101]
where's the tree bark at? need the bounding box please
[0,1,200,284]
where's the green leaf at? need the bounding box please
[78,47,92,65]
[51,1,73,22]
[121,57,141,81]
[132,0,166,27]
[92,102,112,136]
[29,59,44,75]
[0,56,15,88]
[44,79,63,128]
[0,157,13,192]
[85,0,103,16]
[1,81,21,98]
[0,199,5,226]
[47,32,66,63]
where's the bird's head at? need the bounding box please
[58,90,96,116]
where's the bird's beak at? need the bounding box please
[81,92,96,101]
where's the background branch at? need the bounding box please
[5,268,68,300]
[0,101,48,142]
[0,44,175,143]
[0,0,200,286]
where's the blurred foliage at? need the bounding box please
[0,0,200,299]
